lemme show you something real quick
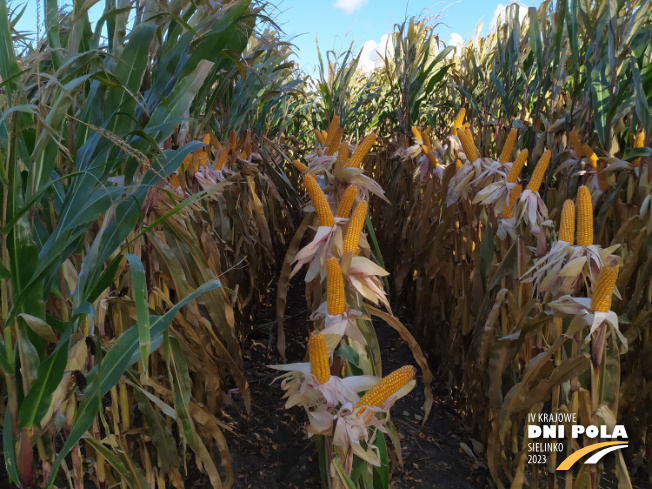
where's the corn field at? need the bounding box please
[0,0,650,488]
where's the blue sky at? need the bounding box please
[12,0,541,73]
[272,0,540,74]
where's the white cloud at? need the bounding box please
[334,0,368,14]
[447,32,464,57]
[489,2,528,33]
[358,33,393,73]
[448,33,464,48]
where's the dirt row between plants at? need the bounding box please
[219,276,489,489]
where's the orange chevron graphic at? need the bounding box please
[557,441,628,470]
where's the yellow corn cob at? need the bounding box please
[182,153,193,171]
[451,108,466,135]
[502,184,522,218]
[507,149,529,183]
[343,201,368,254]
[168,173,181,189]
[202,134,211,146]
[354,365,416,412]
[292,160,308,173]
[196,148,208,167]
[591,264,619,312]
[228,130,237,151]
[455,159,463,172]
[411,126,422,142]
[422,145,439,168]
[324,116,340,147]
[633,130,645,167]
[582,144,598,169]
[559,199,575,244]
[347,134,377,168]
[569,131,583,156]
[576,185,593,246]
[210,133,222,151]
[314,129,325,146]
[337,142,349,165]
[325,127,344,156]
[215,148,230,170]
[336,186,358,218]
[456,128,479,162]
[499,128,518,164]
[326,257,346,316]
[304,174,335,227]
[422,126,432,150]
[309,331,331,384]
[527,150,551,192]
[321,130,328,141]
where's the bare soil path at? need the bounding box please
[222,276,489,489]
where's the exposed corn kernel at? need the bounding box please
[326,257,346,316]
[309,332,331,384]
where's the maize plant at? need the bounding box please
[359,2,652,487]
[0,1,302,487]
[272,118,435,488]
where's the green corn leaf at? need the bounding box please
[125,254,150,375]
[46,280,222,488]
[17,341,70,430]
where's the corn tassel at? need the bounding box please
[502,184,522,218]
[336,186,358,218]
[559,200,575,244]
[507,149,528,183]
[309,332,331,384]
[324,116,340,147]
[422,145,439,168]
[343,201,368,254]
[576,185,593,246]
[591,264,619,312]
[314,129,325,146]
[451,108,466,135]
[569,131,583,156]
[347,133,377,168]
[457,128,479,162]
[292,159,308,173]
[527,150,551,192]
[355,366,416,416]
[499,128,518,164]
[326,257,346,316]
[325,127,344,156]
[633,130,645,167]
[304,174,334,227]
